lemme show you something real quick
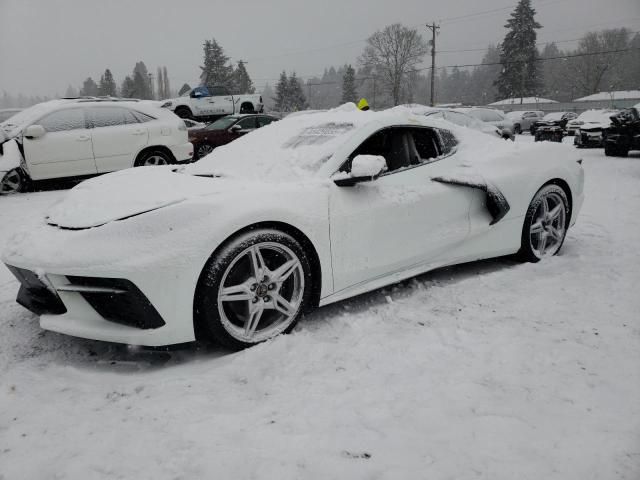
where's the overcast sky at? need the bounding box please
[0,0,638,97]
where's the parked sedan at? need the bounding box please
[571,109,618,148]
[0,99,192,194]
[407,106,504,138]
[189,114,278,159]
[531,112,577,137]
[457,107,515,140]
[3,105,584,350]
[505,110,544,134]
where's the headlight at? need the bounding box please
[161,101,173,108]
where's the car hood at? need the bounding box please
[45,166,248,229]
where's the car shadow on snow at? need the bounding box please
[12,254,521,372]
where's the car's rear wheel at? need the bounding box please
[195,143,214,159]
[175,107,193,119]
[135,149,171,167]
[519,184,569,263]
[195,229,312,350]
[0,168,26,194]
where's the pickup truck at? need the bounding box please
[160,86,264,121]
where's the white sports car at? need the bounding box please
[2,104,585,350]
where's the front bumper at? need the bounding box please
[574,130,603,147]
[169,142,194,163]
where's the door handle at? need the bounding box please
[77,135,90,141]
[132,129,146,135]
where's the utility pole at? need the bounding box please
[426,22,440,107]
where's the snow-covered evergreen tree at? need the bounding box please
[178,83,191,96]
[99,69,117,97]
[64,85,78,98]
[200,39,233,91]
[231,61,255,94]
[132,61,152,99]
[120,76,136,98]
[274,71,290,112]
[156,67,164,100]
[80,77,99,96]
[495,0,542,100]
[287,72,307,111]
[341,65,358,104]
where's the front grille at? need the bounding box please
[6,265,67,315]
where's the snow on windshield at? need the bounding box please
[186,104,372,181]
[576,109,616,123]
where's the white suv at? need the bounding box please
[0,99,193,193]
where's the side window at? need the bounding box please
[257,116,274,127]
[38,109,85,132]
[236,117,257,130]
[91,107,138,128]
[408,128,441,163]
[437,129,458,155]
[131,110,155,123]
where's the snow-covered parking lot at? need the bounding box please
[0,138,639,479]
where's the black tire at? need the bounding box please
[518,184,570,263]
[194,229,313,350]
[604,144,628,157]
[134,149,172,167]
[239,103,255,114]
[195,143,214,160]
[175,107,193,119]
[0,168,26,194]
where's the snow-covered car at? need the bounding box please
[2,104,584,350]
[456,107,515,140]
[570,110,618,148]
[407,106,504,139]
[505,110,544,134]
[531,111,577,137]
[0,108,22,123]
[0,99,193,194]
[161,85,263,121]
[183,118,206,130]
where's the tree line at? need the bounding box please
[2,0,638,111]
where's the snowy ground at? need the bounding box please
[0,137,639,479]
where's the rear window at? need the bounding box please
[437,129,458,154]
[90,107,139,128]
[283,122,355,148]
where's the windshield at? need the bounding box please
[577,110,617,123]
[206,116,240,130]
[185,106,374,181]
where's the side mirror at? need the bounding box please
[230,124,243,132]
[333,154,387,187]
[24,125,46,139]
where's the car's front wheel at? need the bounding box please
[195,143,214,159]
[195,229,313,350]
[0,168,26,194]
[519,184,569,263]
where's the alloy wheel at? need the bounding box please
[217,242,305,343]
[197,144,214,158]
[142,155,168,166]
[0,169,23,194]
[529,191,567,258]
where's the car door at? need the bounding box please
[208,86,234,115]
[329,126,474,292]
[88,106,149,173]
[23,107,97,180]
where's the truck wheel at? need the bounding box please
[175,107,193,119]
[240,103,255,114]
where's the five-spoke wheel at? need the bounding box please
[520,184,569,262]
[0,168,25,194]
[195,229,311,350]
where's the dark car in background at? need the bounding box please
[189,114,278,159]
[532,111,578,142]
[604,105,640,157]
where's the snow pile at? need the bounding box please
[574,90,640,102]
[490,97,558,105]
